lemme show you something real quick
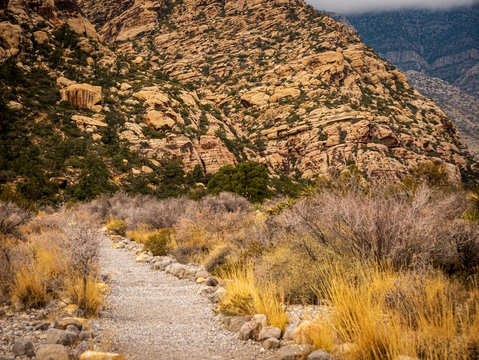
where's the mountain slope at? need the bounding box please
[405,70,479,159]
[346,3,479,97]
[0,0,477,206]
[79,0,475,181]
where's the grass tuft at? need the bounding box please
[219,265,289,331]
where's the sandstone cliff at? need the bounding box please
[0,0,477,205]
[77,0,475,182]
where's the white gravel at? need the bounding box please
[91,234,277,360]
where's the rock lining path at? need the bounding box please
[91,233,276,360]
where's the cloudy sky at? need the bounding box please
[305,0,476,14]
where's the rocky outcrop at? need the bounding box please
[144,110,177,130]
[0,21,31,61]
[79,0,161,42]
[60,84,102,109]
[72,0,476,183]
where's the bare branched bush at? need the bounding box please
[199,192,251,213]
[279,186,479,271]
[79,197,112,224]
[0,201,31,236]
[61,212,99,278]
[106,193,195,230]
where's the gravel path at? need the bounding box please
[92,234,276,360]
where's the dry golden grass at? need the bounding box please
[126,227,176,256]
[67,275,104,317]
[11,231,68,308]
[4,209,104,316]
[219,265,289,331]
[298,260,479,360]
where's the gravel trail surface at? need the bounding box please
[92,234,276,360]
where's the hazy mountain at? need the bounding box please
[346,3,479,97]
[405,70,479,158]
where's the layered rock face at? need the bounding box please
[1,0,476,187]
[60,84,102,109]
[78,0,475,182]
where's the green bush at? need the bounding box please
[107,219,127,236]
[144,229,172,256]
[207,162,271,203]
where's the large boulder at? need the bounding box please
[60,84,102,109]
[308,350,335,360]
[279,344,314,360]
[0,21,30,61]
[224,316,251,332]
[258,326,281,341]
[12,338,35,357]
[238,320,262,340]
[144,110,176,131]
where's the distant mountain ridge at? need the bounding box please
[404,70,479,159]
[345,3,479,97]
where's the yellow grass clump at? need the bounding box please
[11,232,68,308]
[126,227,176,256]
[67,275,104,317]
[298,259,479,360]
[219,265,289,331]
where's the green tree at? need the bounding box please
[155,159,187,198]
[207,162,271,203]
[67,157,116,201]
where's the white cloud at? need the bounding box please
[305,0,476,14]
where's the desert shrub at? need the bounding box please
[0,185,35,211]
[109,193,194,230]
[200,192,251,213]
[203,244,235,273]
[0,236,14,298]
[464,190,479,223]
[0,201,31,236]
[79,197,112,224]
[62,213,99,277]
[7,210,101,312]
[173,207,255,265]
[143,229,173,256]
[278,186,479,273]
[106,218,127,236]
[403,161,451,189]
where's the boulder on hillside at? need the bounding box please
[60,84,102,109]
[0,21,31,61]
[144,110,176,131]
